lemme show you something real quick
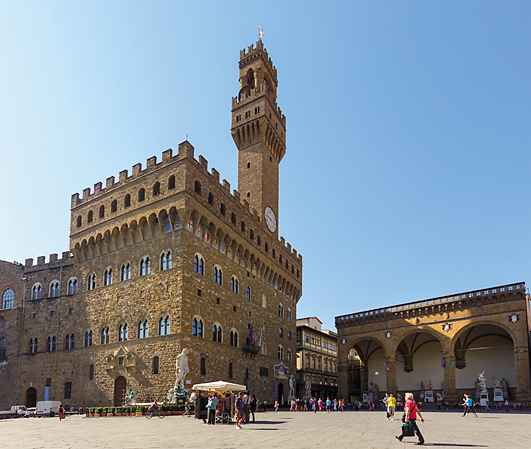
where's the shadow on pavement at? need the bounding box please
[428,444,487,447]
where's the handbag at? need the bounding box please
[402,423,415,437]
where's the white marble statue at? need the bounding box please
[175,348,190,389]
[478,371,487,393]
[304,377,312,400]
[288,374,296,402]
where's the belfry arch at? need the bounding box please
[347,338,387,402]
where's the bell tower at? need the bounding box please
[231,40,286,237]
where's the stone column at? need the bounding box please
[337,362,348,400]
[443,353,457,403]
[514,345,531,406]
[386,358,397,394]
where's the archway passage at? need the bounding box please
[348,339,386,403]
[395,332,444,398]
[114,376,127,406]
[26,387,37,408]
[454,324,515,398]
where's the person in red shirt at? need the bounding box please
[395,392,425,445]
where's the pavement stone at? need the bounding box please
[1,410,530,448]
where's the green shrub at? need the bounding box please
[131,406,137,413]
[138,406,146,413]
[88,407,94,414]
[116,407,123,413]
[123,407,131,413]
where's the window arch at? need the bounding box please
[246,285,251,300]
[194,254,204,275]
[111,199,117,213]
[153,182,160,196]
[279,304,284,318]
[194,181,201,195]
[228,362,233,379]
[287,348,292,362]
[99,205,105,218]
[67,277,78,295]
[87,273,96,291]
[220,203,226,216]
[231,213,236,225]
[192,316,204,338]
[88,210,93,223]
[76,215,82,227]
[121,263,131,281]
[168,175,176,190]
[212,323,222,343]
[118,324,128,342]
[124,194,131,208]
[138,320,149,339]
[230,329,238,347]
[153,356,159,374]
[160,250,172,271]
[30,337,38,354]
[208,192,214,205]
[200,357,206,375]
[231,276,239,294]
[138,188,145,202]
[65,334,75,350]
[104,268,113,286]
[159,316,170,336]
[84,330,93,347]
[287,308,292,323]
[100,327,110,345]
[214,265,223,285]
[0,337,6,361]
[140,256,150,276]
[2,288,14,309]
[31,283,42,300]
[47,336,56,352]
[278,345,284,360]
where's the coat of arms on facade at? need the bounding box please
[509,313,519,323]
[442,323,452,332]
[385,331,392,339]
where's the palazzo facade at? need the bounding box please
[0,40,302,410]
[336,283,531,406]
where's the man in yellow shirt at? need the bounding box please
[387,394,397,420]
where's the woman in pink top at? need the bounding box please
[395,392,425,445]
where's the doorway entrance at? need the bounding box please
[277,382,284,404]
[114,376,126,406]
[26,387,37,408]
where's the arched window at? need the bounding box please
[250,229,254,240]
[220,203,226,216]
[47,336,56,352]
[279,328,283,338]
[124,194,131,208]
[265,242,269,252]
[231,213,236,225]
[231,276,239,294]
[104,268,113,286]
[153,356,159,374]
[213,324,217,342]
[138,188,145,202]
[2,288,14,309]
[111,199,117,213]
[200,357,206,375]
[230,330,238,347]
[278,345,284,360]
[160,251,171,270]
[138,320,148,339]
[30,338,38,354]
[87,274,96,291]
[49,281,60,298]
[246,286,250,300]
[140,257,150,276]
[65,334,75,350]
[76,215,82,227]
[32,284,42,300]
[192,317,203,338]
[119,324,128,342]
[288,331,291,341]
[0,337,6,361]
[214,266,223,285]
[99,205,105,218]
[287,308,292,323]
[208,192,214,205]
[158,318,163,335]
[287,348,292,362]
[165,317,170,335]
[84,330,92,347]
[194,254,204,275]
[194,181,201,195]
[121,263,131,281]
[241,221,246,233]
[153,182,160,196]
[279,304,284,318]
[228,362,233,379]
[168,175,175,190]
[68,278,78,295]
[100,327,109,345]
[88,210,93,223]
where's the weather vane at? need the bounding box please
[258,26,264,40]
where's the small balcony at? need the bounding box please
[242,344,260,359]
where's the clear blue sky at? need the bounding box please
[1,1,530,331]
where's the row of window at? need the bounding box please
[31,278,79,300]
[76,178,178,228]
[304,354,337,373]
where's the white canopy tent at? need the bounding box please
[192,380,247,393]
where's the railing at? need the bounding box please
[335,282,525,324]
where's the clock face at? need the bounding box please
[264,207,277,232]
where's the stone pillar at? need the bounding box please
[443,353,457,403]
[514,345,531,406]
[337,362,348,400]
[386,358,397,394]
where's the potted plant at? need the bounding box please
[107,407,114,417]
[116,406,123,416]
[87,407,94,417]
[94,407,102,417]
[136,406,144,417]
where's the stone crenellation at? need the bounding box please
[25,252,73,268]
[239,40,277,80]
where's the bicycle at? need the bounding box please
[145,407,165,419]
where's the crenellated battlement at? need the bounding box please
[239,40,277,80]
[231,84,286,127]
[24,251,73,269]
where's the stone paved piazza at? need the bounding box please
[2,410,530,448]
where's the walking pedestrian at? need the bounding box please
[184,399,191,417]
[395,392,425,445]
[243,391,251,423]
[274,399,279,412]
[383,393,390,419]
[505,399,509,412]
[326,397,331,413]
[387,393,396,420]
[57,404,65,421]
[235,392,245,429]
[318,398,323,411]
[206,393,219,425]
[312,398,316,413]
[250,395,257,422]
[462,394,477,418]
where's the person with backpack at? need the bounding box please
[395,392,425,445]
[462,393,478,418]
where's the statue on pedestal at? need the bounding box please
[478,371,487,393]
[175,348,190,389]
[303,377,312,401]
[288,374,296,402]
